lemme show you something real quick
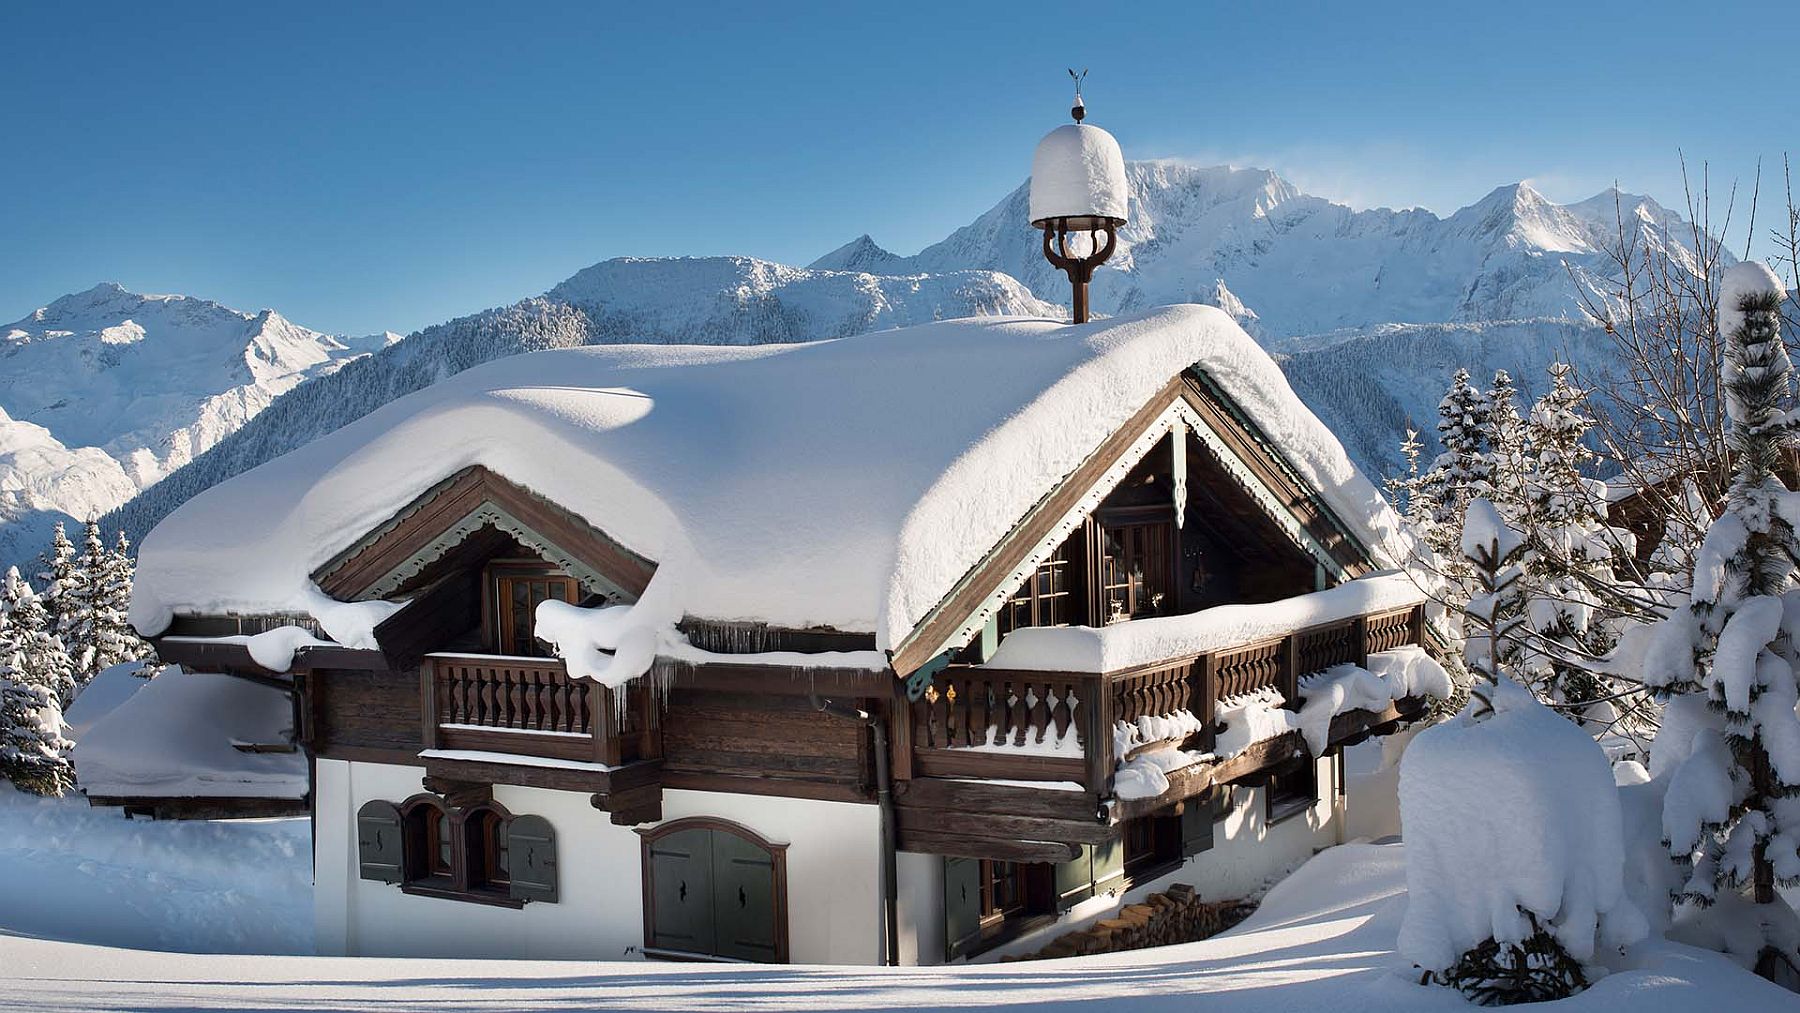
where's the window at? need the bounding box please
[1122,812,1182,881]
[998,538,1082,635]
[1098,510,1175,623]
[484,561,582,656]
[641,818,789,963]
[401,797,453,883]
[978,860,1029,926]
[358,797,556,907]
[1265,761,1318,825]
[466,806,511,891]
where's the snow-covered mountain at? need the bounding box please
[85,166,1711,562]
[102,258,1054,552]
[0,284,397,563]
[813,163,1695,345]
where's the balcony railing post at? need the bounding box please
[1195,653,1217,753]
[420,657,440,751]
[1409,602,1427,647]
[1353,614,1371,669]
[1280,635,1300,711]
[1084,673,1113,797]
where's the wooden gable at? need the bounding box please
[889,369,1376,676]
[312,465,657,603]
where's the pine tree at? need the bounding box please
[1416,369,1494,555]
[0,672,73,796]
[1645,262,1800,980]
[1486,369,1529,520]
[1516,364,1624,712]
[87,530,150,675]
[35,522,78,649]
[0,567,75,706]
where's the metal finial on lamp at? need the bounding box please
[1030,75,1127,324]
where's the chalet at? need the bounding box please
[129,107,1448,966]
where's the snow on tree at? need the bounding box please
[1415,369,1494,555]
[0,669,73,796]
[0,566,76,706]
[1401,496,1645,1004]
[35,522,79,648]
[1641,261,1800,981]
[87,529,151,676]
[0,566,76,795]
[1485,369,1528,520]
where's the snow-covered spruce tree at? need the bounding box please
[0,567,76,706]
[87,529,151,676]
[1416,369,1495,557]
[0,669,73,796]
[1486,369,1529,521]
[1643,262,1800,981]
[1516,364,1631,715]
[1387,425,1440,545]
[1400,497,1645,1004]
[35,522,78,648]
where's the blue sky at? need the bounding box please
[2,1,1795,336]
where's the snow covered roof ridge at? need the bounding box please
[133,304,1416,662]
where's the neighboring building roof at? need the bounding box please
[72,669,305,800]
[131,304,1416,657]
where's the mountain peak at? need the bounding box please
[808,234,902,274]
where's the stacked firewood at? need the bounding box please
[1003,883,1254,961]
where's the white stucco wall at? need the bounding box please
[315,758,881,963]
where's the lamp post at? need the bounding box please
[1030,74,1128,323]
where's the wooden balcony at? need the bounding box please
[419,653,663,823]
[901,601,1428,797]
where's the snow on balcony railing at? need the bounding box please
[981,570,1426,674]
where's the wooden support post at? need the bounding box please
[420,657,440,751]
[1280,635,1300,711]
[594,686,623,767]
[1409,603,1427,647]
[891,680,914,783]
[1195,654,1218,753]
[1084,673,1114,800]
[1352,614,1371,669]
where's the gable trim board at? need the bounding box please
[888,369,1373,677]
[314,466,656,603]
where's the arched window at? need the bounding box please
[639,818,788,963]
[464,804,512,891]
[400,795,453,883]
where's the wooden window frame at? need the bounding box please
[1121,811,1184,884]
[638,817,791,964]
[1094,506,1179,625]
[997,534,1084,636]
[396,794,525,908]
[1265,759,1318,826]
[481,559,582,657]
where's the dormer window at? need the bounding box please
[483,560,582,656]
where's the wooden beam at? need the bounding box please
[893,777,1102,821]
[898,830,1085,864]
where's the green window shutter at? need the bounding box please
[1092,835,1125,893]
[1181,795,1215,856]
[355,800,404,884]
[710,832,779,962]
[943,857,981,955]
[649,828,715,955]
[1054,845,1095,909]
[507,815,559,903]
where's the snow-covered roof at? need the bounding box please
[132,304,1416,654]
[72,669,306,800]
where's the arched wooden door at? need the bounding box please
[640,818,788,962]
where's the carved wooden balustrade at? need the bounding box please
[422,653,659,766]
[903,601,1428,793]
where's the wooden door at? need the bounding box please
[490,569,579,656]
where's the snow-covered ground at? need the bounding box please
[0,786,309,955]
[0,788,1787,1011]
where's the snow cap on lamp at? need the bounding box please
[1029,121,1128,229]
